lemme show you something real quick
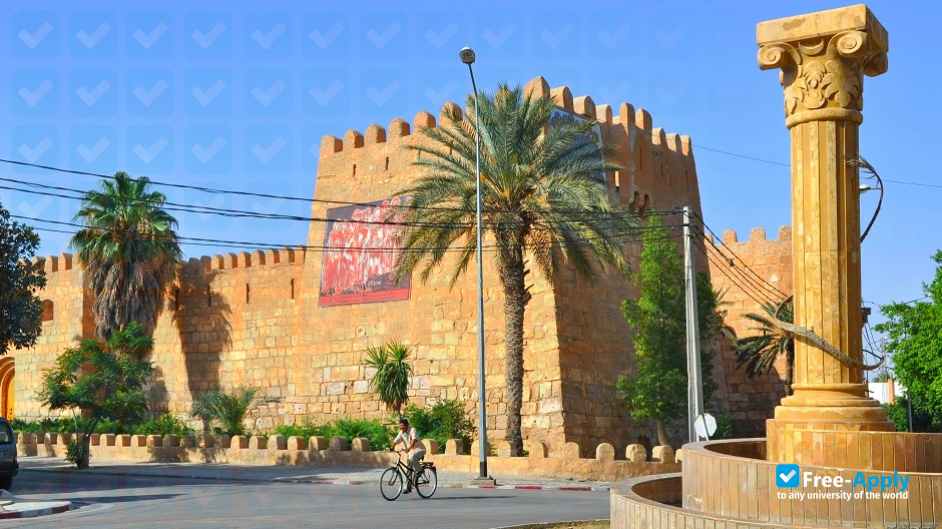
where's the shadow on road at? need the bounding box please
[72,493,182,504]
[425,495,515,500]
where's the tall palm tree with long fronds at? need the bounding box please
[394,84,636,455]
[72,172,181,339]
[735,297,795,395]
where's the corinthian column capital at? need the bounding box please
[757,4,889,128]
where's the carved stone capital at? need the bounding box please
[756,5,888,128]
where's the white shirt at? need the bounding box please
[394,427,420,450]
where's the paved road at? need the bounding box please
[5,468,608,529]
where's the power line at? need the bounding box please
[17,213,687,255]
[0,175,681,230]
[693,212,789,300]
[696,145,939,190]
[698,237,782,307]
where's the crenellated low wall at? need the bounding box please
[15,432,679,482]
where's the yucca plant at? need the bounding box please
[735,297,795,395]
[365,342,413,416]
[393,84,635,455]
[191,388,257,436]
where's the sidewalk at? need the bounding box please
[18,456,611,492]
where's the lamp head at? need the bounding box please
[459,47,476,64]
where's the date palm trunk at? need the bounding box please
[498,237,527,457]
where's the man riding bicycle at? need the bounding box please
[390,417,425,493]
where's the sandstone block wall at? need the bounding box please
[11,254,93,419]
[11,75,708,454]
[706,226,793,434]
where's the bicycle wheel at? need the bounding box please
[380,467,403,501]
[415,467,438,498]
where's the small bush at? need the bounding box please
[273,419,392,450]
[191,388,257,436]
[132,414,194,436]
[65,439,88,467]
[273,423,329,439]
[404,399,474,453]
[326,418,393,449]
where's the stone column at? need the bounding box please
[756,5,893,457]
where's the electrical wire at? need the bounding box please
[0,176,681,230]
[17,213,688,255]
[852,157,884,243]
[692,212,789,300]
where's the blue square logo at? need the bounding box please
[775,464,800,488]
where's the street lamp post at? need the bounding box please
[459,46,489,480]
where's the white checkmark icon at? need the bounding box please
[779,469,796,483]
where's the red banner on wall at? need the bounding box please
[318,197,411,307]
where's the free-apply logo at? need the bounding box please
[775,464,800,488]
[774,463,910,501]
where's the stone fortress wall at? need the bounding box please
[13,75,719,454]
[705,226,793,435]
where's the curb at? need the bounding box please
[0,502,73,519]
[24,467,609,492]
[444,483,608,492]
[488,519,608,529]
[272,477,609,491]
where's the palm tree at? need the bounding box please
[735,297,795,395]
[191,388,258,436]
[71,172,181,339]
[393,84,635,455]
[364,341,413,416]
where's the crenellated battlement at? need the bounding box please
[31,253,76,275]
[318,75,696,162]
[315,75,700,216]
[182,247,306,274]
[709,225,792,245]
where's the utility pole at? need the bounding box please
[683,206,704,442]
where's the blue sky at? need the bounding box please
[0,0,938,331]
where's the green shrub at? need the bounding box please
[191,388,257,436]
[884,398,940,432]
[65,439,88,467]
[273,423,329,439]
[132,414,194,436]
[273,419,392,450]
[325,418,393,449]
[404,399,475,453]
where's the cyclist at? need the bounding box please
[390,417,425,493]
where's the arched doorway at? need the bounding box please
[0,358,14,419]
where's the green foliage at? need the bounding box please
[617,217,687,439]
[883,396,940,433]
[364,342,413,415]
[712,414,737,440]
[71,171,182,339]
[393,84,636,454]
[329,418,394,449]
[274,418,394,450]
[735,297,795,394]
[65,439,88,467]
[191,388,257,436]
[13,414,191,436]
[404,399,475,452]
[616,217,728,444]
[37,323,154,467]
[131,413,194,436]
[874,251,942,428]
[0,203,46,355]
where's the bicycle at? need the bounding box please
[379,450,438,501]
